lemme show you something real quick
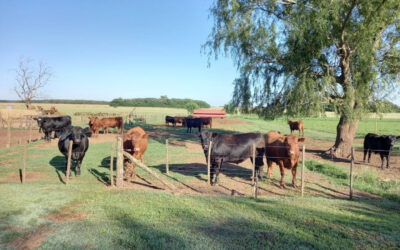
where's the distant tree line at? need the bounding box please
[0,99,109,105]
[109,97,210,109]
[225,100,400,115]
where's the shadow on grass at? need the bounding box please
[151,162,253,182]
[49,156,78,179]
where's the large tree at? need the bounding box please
[14,58,52,109]
[204,0,400,156]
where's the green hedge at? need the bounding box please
[109,97,210,108]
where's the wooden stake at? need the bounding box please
[110,141,115,186]
[350,147,354,200]
[116,136,124,187]
[207,141,212,185]
[66,140,73,185]
[22,142,26,184]
[7,119,11,148]
[28,118,32,143]
[166,139,169,175]
[301,145,305,197]
[123,151,176,190]
[252,144,256,185]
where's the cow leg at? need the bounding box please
[76,160,81,176]
[266,160,273,178]
[214,160,223,185]
[379,154,385,169]
[278,162,286,188]
[124,160,132,180]
[386,154,390,169]
[210,160,216,185]
[291,167,298,187]
[368,150,372,163]
[363,148,367,162]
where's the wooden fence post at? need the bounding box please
[252,144,258,199]
[110,141,115,186]
[28,118,32,143]
[350,146,354,200]
[207,141,212,185]
[301,145,305,197]
[7,119,11,148]
[252,144,256,185]
[166,139,169,175]
[116,136,124,187]
[22,142,27,184]
[66,140,73,185]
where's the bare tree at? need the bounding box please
[14,58,52,109]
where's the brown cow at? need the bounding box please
[123,126,148,180]
[173,116,186,127]
[288,120,304,137]
[88,117,102,135]
[264,131,305,188]
[200,117,212,128]
[88,116,123,134]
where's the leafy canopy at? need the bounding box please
[204,0,400,119]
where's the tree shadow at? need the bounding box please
[151,162,253,182]
[306,148,351,164]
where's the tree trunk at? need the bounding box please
[332,115,359,158]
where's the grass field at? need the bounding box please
[1,103,400,249]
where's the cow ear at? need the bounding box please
[142,132,148,139]
[298,137,305,142]
[83,127,92,137]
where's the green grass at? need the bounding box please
[305,160,400,202]
[2,105,400,248]
[0,136,400,249]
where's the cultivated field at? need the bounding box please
[1,103,400,249]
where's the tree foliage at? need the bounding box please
[109,97,210,109]
[204,0,400,120]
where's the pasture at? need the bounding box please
[1,103,400,249]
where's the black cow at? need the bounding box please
[165,116,175,126]
[58,126,92,176]
[186,117,202,133]
[363,133,400,169]
[34,116,71,141]
[197,131,264,185]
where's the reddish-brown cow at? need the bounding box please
[173,116,186,127]
[88,117,102,135]
[100,117,123,134]
[288,120,304,137]
[264,131,305,188]
[123,126,148,180]
[200,117,212,128]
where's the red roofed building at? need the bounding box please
[193,109,226,118]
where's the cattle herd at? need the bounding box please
[31,114,398,187]
[165,115,212,133]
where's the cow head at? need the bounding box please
[197,131,213,153]
[384,135,398,149]
[284,134,305,168]
[33,117,44,127]
[66,126,92,144]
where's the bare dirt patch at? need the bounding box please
[46,204,90,223]
[304,137,400,180]
[7,225,53,250]
[0,171,47,183]
[0,128,42,149]
[213,118,251,125]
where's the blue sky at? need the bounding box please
[0,0,238,106]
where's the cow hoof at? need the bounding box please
[280,184,286,189]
